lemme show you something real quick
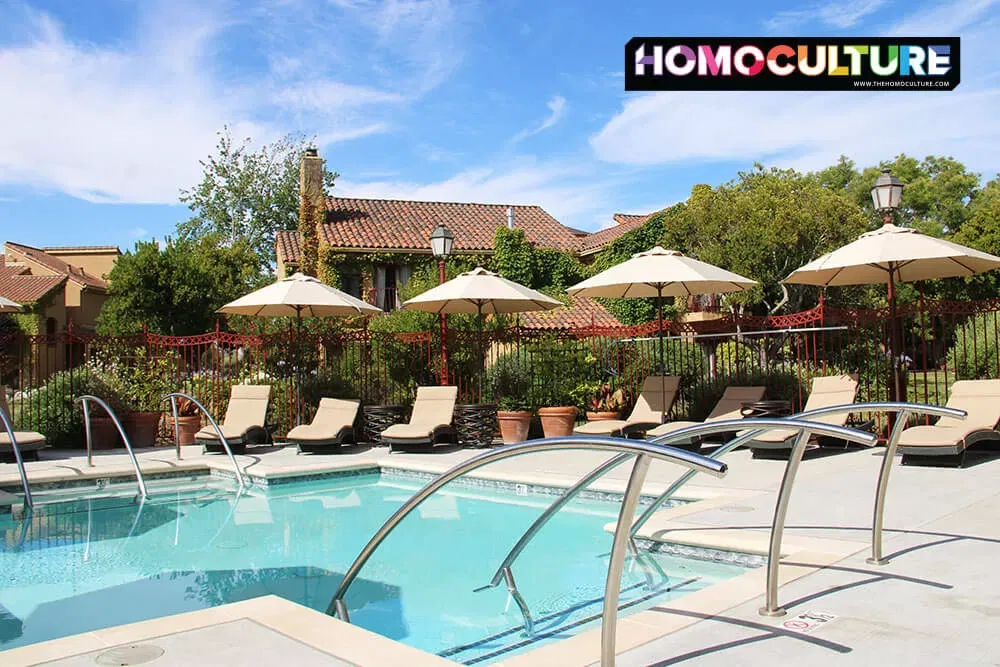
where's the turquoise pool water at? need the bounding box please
[0,472,751,663]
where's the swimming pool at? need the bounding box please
[0,471,754,663]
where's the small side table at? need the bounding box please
[740,400,793,419]
[363,405,409,444]
[454,404,499,448]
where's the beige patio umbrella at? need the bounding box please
[567,246,757,379]
[402,267,562,316]
[0,296,22,313]
[218,273,382,422]
[784,223,1000,397]
[403,267,562,394]
[217,272,382,318]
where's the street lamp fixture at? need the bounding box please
[430,224,455,259]
[871,168,905,223]
[430,223,454,385]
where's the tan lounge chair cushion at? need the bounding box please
[0,431,47,447]
[752,375,858,445]
[627,376,681,424]
[898,379,1000,451]
[382,386,458,441]
[647,386,766,439]
[286,398,360,443]
[198,384,271,442]
[573,376,681,436]
[0,387,47,449]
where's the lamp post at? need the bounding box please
[430,223,455,385]
[871,168,906,401]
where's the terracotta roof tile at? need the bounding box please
[321,197,583,252]
[4,242,108,290]
[275,230,302,266]
[579,213,655,253]
[0,272,66,304]
[520,295,621,329]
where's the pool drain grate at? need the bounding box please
[94,644,165,665]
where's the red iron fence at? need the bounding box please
[2,296,998,447]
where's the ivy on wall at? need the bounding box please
[589,206,676,325]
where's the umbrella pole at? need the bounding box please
[296,307,303,426]
[657,286,666,423]
[887,268,901,403]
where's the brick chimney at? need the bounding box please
[298,148,324,276]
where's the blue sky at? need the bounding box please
[1,0,998,252]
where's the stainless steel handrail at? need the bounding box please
[479,452,634,592]
[0,401,33,508]
[480,417,877,612]
[77,395,148,499]
[325,436,728,667]
[635,402,966,567]
[162,392,247,490]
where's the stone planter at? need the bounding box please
[125,411,162,449]
[497,411,533,444]
[171,415,202,446]
[585,411,621,421]
[538,406,578,438]
[88,416,123,449]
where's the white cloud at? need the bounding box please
[510,96,567,143]
[129,227,149,238]
[889,0,999,35]
[0,1,465,205]
[593,1,1000,176]
[767,0,887,30]
[338,157,613,227]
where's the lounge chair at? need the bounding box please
[573,376,681,437]
[382,386,458,452]
[898,379,1000,467]
[748,374,859,457]
[0,387,47,462]
[646,386,766,449]
[196,385,272,455]
[287,398,361,454]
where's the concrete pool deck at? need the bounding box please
[1,442,999,665]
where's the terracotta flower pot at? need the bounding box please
[538,406,578,438]
[585,411,621,421]
[497,411,533,444]
[87,416,123,449]
[125,411,162,449]
[171,415,202,446]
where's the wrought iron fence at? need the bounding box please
[2,297,999,447]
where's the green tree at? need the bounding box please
[97,237,263,335]
[662,166,868,314]
[177,128,338,271]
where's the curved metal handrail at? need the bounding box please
[161,393,247,490]
[482,418,877,602]
[77,395,148,499]
[634,402,967,566]
[326,436,728,665]
[0,402,33,508]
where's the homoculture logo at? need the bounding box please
[625,38,960,91]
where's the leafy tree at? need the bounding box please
[97,237,264,335]
[177,128,338,272]
[662,166,868,314]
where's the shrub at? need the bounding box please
[11,368,127,447]
[946,313,1000,380]
[486,353,533,411]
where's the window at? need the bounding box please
[45,317,57,346]
[337,265,362,299]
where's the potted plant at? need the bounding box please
[533,337,586,438]
[487,354,533,444]
[170,396,202,446]
[572,381,630,421]
[96,347,177,448]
